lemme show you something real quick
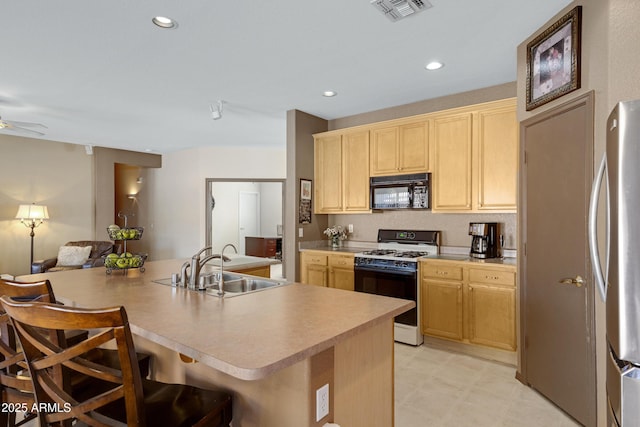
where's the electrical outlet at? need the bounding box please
[348,224,353,233]
[299,228,304,238]
[316,383,329,422]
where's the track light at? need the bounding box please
[210,100,224,120]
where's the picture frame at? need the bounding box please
[299,179,312,224]
[300,179,312,201]
[526,6,582,111]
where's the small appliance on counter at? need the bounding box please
[469,222,500,259]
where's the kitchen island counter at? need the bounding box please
[21,259,411,426]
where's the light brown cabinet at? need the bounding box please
[420,259,516,351]
[300,250,354,291]
[312,98,517,214]
[328,253,355,291]
[314,130,370,214]
[370,121,429,176]
[431,99,518,212]
[300,251,328,287]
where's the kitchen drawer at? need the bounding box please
[303,253,328,266]
[330,254,354,268]
[469,268,515,286]
[422,263,463,281]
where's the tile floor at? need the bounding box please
[394,343,580,427]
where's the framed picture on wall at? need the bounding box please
[299,179,312,224]
[526,6,582,111]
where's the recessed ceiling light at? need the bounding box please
[425,61,444,71]
[323,91,337,97]
[152,16,178,29]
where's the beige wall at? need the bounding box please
[285,110,328,282]
[148,145,286,262]
[0,136,94,276]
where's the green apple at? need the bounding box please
[116,258,129,268]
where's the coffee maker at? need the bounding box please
[469,222,500,259]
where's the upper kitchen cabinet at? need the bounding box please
[370,121,429,176]
[431,98,517,213]
[476,104,518,210]
[314,129,370,214]
[431,113,474,210]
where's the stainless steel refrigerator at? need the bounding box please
[590,99,640,426]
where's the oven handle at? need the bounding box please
[354,265,417,276]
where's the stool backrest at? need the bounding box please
[0,296,145,427]
[0,279,58,409]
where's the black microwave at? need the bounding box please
[370,173,430,210]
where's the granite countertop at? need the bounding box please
[21,259,412,381]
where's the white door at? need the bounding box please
[239,192,260,255]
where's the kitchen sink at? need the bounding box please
[206,275,286,297]
[152,273,288,297]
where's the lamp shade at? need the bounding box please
[15,204,49,220]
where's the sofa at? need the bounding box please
[31,241,115,274]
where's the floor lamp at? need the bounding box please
[16,203,49,271]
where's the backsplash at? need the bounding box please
[329,211,517,249]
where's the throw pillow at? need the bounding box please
[56,246,92,267]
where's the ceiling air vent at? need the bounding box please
[371,0,433,22]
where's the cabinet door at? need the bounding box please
[343,131,370,212]
[468,283,516,350]
[476,106,518,210]
[307,265,328,287]
[314,135,343,213]
[422,279,464,341]
[370,127,399,176]
[330,267,354,291]
[398,121,429,173]
[432,113,473,211]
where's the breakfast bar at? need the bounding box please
[21,259,412,427]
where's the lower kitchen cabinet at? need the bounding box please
[300,251,328,287]
[420,260,516,351]
[468,283,516,350]
[300,250,354,291]
[328,253,354,291]
[422,279,463,340]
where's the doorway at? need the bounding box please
[205,179,285,278]
[238,192,260,254]
[519,92,596,426]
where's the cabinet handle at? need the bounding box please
[437,270,449,276]
[485,275,500,280]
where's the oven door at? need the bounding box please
[354,265,417,326]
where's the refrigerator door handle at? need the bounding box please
[589,153,608,302]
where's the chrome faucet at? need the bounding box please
[216,243,238,297]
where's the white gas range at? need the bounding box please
[354,229,440,346]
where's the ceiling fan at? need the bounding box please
[0,115,47,136]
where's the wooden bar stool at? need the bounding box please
[0,296,232,427]
[0,279,151,426]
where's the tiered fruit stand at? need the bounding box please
[105,213,147,274]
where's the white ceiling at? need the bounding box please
[0,0,571,154]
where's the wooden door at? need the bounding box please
[468,283,516,350]
[432,113,473,211]
[398,121,429,173]
[476,105,518,210]
[422,279,464,340]
[370,127,399,176]
[314,135,343,213]
[343,131,370,212]
[520,93,596,426]
[330,268,354,291]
